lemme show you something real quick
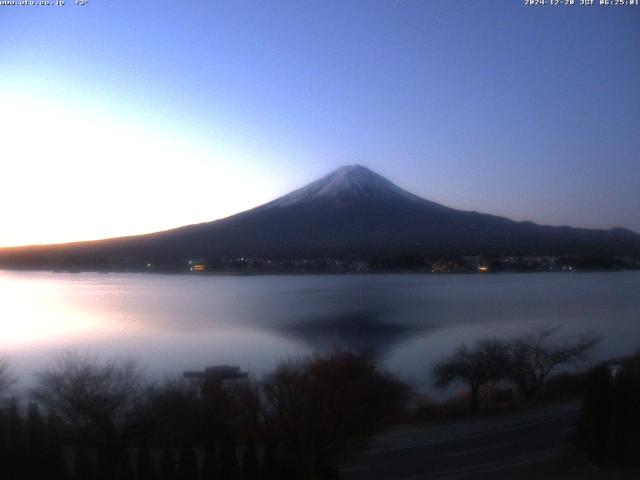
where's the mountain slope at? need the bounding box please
[1,165,639,270]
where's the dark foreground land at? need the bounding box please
[341,402,580,480]
[2,342,639,479]
[340,402,639,480]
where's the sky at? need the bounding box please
[1,0,639,247]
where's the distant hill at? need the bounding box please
[1,165,639,271]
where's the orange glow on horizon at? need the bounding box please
[0,91,284,248]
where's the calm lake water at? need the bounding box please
[1,270,639,391]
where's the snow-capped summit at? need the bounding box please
[267,164,420,208]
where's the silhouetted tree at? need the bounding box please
[177,445,199,480]
[219,433,240,480]
[222,380,263,437]
[159,447,178,480]
[263,351,408,477]
[33,352,143,476]
[198,376,261,440]
[0,359,14,398]
[115,450,134,480]
[7,399,27,479]
[33,352,143,430]
[507,326,599,401]
[260,444,279,480]
[241,438,259,480]
[201,441,219,480]
[608,354,640,464]
[74,445,94,480]
[46,412,69,480]
[580,364,612,463]
[0,421,9,480]
[580,352,640,465]
[26,402,48,479]
[137,443,157,480]
[135,379,201,445]
[433,339,509,413]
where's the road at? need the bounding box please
[339,402,581,480]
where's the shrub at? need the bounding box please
[262,350,408,478]
[580,352,640,465]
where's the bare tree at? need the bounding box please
[0,358,15,397]
[262,350,408,478]
[432,338,509,413]
[32,351,143,453]
[131,377,202,442]
[506,325,600,401]
[32,352,144,478]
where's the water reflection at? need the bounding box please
[278,310,429,353]
[1,271,640,388]
[0,272,115,347]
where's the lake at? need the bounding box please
[1,270,639,391]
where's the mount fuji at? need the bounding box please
[1,165,639,270]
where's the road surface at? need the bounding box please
[340,402,581,480]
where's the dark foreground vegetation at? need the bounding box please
[432,326,600,413]
[580,351,640,467]
[1,328,638,479]
[0,352,407,480]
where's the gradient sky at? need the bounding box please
[1,0,639,247]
